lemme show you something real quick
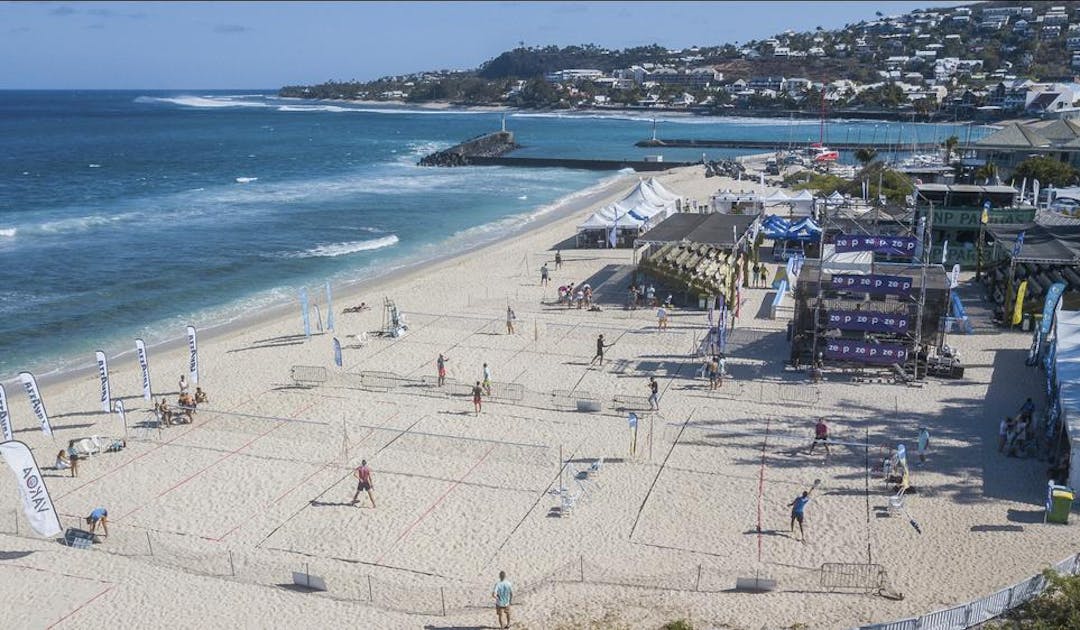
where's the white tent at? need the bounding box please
[619,180,675,220]
[789,190,816,216]
[644,177,681,203]
[763,190,791,208]
[710,190,763,214]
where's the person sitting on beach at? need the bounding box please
[343,302,370,313]
[85,507,108,538]
[194,387,209,404]
[55,449,78,477]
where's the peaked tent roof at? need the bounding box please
[975,122,1053,149]
[644,178,680,202]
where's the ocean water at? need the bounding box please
[0,91,990,377]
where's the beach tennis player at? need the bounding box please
[351,459,375,508]
[788,483,816,543]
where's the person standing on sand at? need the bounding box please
[809,417,830,455]
[437,354,449,387]
[540,263,550,286]
[590,334,613,367]
[554,250,562,270]
[351,459,375,508]
[759,265,768,288]
[916,426,930,464]
[492,570,513,629]
[647,376,660,410]
[178,374,189,395]
[656,305,668,331]
[506,306,516,335]
[482,363,493,396]
[752,262,761,288]
[788,486,814,542]
[472,381,483,414]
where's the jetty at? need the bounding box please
[418,130,695,172]
[635,137,941,151]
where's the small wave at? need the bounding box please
[33,213,136,235]
[518,195,528,200]
[135,95,270,109]
[88,164,102,168]
[235,177,258,184]
[0,228,16,237]
[285,235,399,258]
[276,104,352,113]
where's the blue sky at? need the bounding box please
[1,1,968,89]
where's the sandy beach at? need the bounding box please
[0,165,1069,630]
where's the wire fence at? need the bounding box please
[7,503,1067,627]
[290,365,821,412]
[854,553,1080,630]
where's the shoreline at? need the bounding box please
[19,168,642,393]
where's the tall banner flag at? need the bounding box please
[299,288,312,339]
[1012,231,1026,258]
[607,214,618,248]
[1012,280,1028,326]
[0,385,11,442]
[186,325,200,384]
[135,338,153,401]
[1034,179,1041,206]
[0,440,62,538]
[18,372,51,437]
[1041,281,1068,335]
[941,240,948,265]
[325,282,335,332]
[94,350,111,413]
[113,399,128,437]
[333,337,343,367]
[314,304,323,333]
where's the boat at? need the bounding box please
[808,93,839,163]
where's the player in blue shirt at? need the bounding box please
[788,485,815,543]
[492,570,513,629]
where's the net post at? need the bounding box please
[695,564,702,591]
[229,550,235,577]
[146,531,154,557]
[579,555,584,582]
[440,586,447,616]
[368,575,374,602]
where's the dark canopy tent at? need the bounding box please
[636,213,757,248]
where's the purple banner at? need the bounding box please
[835,234,918,256]
[826,310,911,333]
[824,341,909,365]
[830,273,913,296]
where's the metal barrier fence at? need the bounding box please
[855,552,1080,630]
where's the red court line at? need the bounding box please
[373,444,496,565]
[46,584,116,629]
[53,394,258,501]
[212,412,400,542]
[115,400,318,522]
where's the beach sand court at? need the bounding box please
[0,166,1071,629]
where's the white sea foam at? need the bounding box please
[235,177,258,183]
[0,228,16,237]
[88,164,102,168]
[34,212,136,235]
[135,95,271,109]
[285,235,399,258]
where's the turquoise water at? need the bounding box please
[0,91,990,376]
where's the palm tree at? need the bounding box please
[942,135,959,163]
[854,147,878,167]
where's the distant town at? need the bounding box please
[281,2,1080,122]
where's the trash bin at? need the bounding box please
[1047,484,1074,524]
